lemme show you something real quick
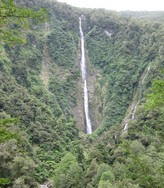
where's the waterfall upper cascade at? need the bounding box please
[79,17,92,134]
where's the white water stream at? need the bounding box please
[123,101,139,131]
[79,17,92,134]
[142,66,151,85]
[123,65,151,132]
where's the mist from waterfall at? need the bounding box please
[79,17,92,134]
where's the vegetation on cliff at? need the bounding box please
[0,0,164,187]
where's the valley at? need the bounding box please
[0,0,164,187]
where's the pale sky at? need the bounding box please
[57,0,164,11]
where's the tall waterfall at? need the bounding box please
[79,17,92,134]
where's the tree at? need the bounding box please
[146,79,164,109]
[0,0,47,44]
[53,153,84,188]
[92,163,113,186]
[0,118,19,143]
[0,118,38,187]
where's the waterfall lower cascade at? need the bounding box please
[79,17,92,134]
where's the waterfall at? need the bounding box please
[79,17,92,134]
[123,101,140,131]
[123,123,128,131]
[142,66,151,85]
[131,101,139,120]
[122,64,152,132]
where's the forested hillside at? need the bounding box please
[0,0,164,187]
[119,11,164,23]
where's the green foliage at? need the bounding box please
[0,118,19,143]
[92,164,113,186]
[48,23,80,107]
[0,0,164,187]
[0,128,18,143]
[146,79,164,109]
[0,0,47,44]
[98,181,114,188]
[85,158,99,186]
[0,139,38,187]
[53,153,84,188]
[119,11,164,23]
[85,11,163,130]
[0,178,10,186]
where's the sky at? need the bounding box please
[57,0,164,11]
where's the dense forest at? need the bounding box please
[0,0,164,187]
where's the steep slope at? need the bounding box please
[83,9,164,134]
[40,22,51,89]
[0,1,82,186]
[0,0,164,187]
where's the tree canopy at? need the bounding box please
[0,0,47,44]
[146,79,164,109]
[0,0,164,187]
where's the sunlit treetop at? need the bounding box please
[146,79,164,109]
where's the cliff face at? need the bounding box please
[3,0,163,133]
[0,0,164,187]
